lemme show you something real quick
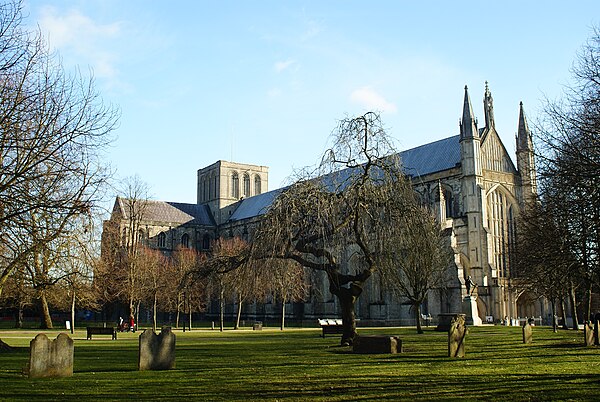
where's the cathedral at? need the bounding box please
[103,83,548,326]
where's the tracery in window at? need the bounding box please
[243,173,250,197]
[231,172,239,199]
[157,232,166,248]
[487,189,517,278]
[254,175,261,195]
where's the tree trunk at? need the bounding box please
[219,288,224,332]
[551,299,557,333]
[415,302,423,334]
[152,292,157,332]
[560,299,569,330]
[16,304,23,329]
[280,297,286,331]
[337,289,357,346]
[70,290,76,334]
[39,290,53,329]
[569,283,578,330]
[235,294,243,330]
[586,283,593,322]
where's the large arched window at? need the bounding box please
[157,232,166,248]
[181,233,189,248]
[243,173,250,197]
[202,234,211,250]
[231,172,239,199]
[254,175,261,195]
[487,188,517,278]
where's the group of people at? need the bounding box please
[118,315,136,332]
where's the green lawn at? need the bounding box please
[0,325,598,401]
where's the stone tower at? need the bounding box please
[515,102,537,205]
[459,86,485,290]
[197,161,268,225]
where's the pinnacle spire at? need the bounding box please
[460,85,478,140]
[517,101,532,151]
[484,81,495,129]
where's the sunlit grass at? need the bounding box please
[0,325,598,401]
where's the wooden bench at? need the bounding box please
[317,319,344,337]
[86,326,117,340]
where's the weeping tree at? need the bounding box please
[251,112,433,345]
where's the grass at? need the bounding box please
[0,325,599,401]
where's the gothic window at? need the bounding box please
[202,234,211,250]
[213,175,218,198]
[203,179,208,201]
[181,233,189,248]
[157,232,166,248]
[209,176,214,201]
[122,228,127,247]
[444,189,455,217]
[254,175,261,195]
[243,173,250,197]
[231,172,239,199]
[487,189,516,278]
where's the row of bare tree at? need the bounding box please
[515,27,600,331]
[0,0,118,347]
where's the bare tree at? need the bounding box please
[264,259,309,331]
[380,207,452,334]
[533,26,600,321]
[514,201,579,332]
[0,0,118,302]
[250,112,434,345]
[137,246,170,331]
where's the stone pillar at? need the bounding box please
[29,333,73,378]
[462,296,483,326]
[448,315,467,358]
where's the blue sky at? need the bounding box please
[25,0,598,208]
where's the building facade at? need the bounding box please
[103,84,548,325]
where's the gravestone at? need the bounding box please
[584,322,595,347]
[448,314,467,358]
[522,321,533,344]
[353,335,402,354]
[138,327,176,371]
[28,333,73,378]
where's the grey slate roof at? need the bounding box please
[399,135,461,177]
[118,198,216,226]
[228,135,461,222]
[229,188,285,221]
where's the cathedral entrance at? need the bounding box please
[516,291,539,318]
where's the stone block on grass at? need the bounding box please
[353,335,401,354]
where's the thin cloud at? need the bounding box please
[274,59,296,73]
[37,6,122,79]
[350,86,397,113]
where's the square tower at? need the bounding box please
[197,160,269,224]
